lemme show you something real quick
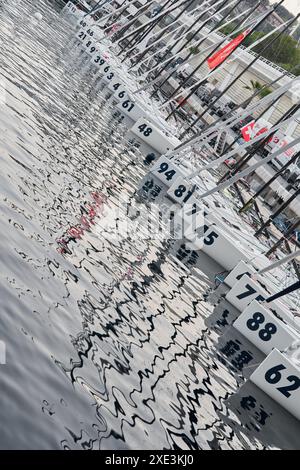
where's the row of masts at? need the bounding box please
[75,0,300,295]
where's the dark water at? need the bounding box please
[0,0,299,450]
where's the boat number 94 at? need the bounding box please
[157,162,176,181]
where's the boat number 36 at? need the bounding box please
[265,364,300,398]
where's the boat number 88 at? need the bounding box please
[246,312,277,341]
[265,364,300,398]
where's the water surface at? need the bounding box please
[0,0,299,450]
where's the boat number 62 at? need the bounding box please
[265,364,300,398]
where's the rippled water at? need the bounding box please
[0,0,300,450]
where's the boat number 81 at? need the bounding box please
[173,185,193,203]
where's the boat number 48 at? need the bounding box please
[138,124,152,137]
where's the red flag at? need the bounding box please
[240,119,270,142]
[207,29,251,70]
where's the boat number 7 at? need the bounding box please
[236,283,265,302]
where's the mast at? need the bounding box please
[118,0,176,59]
[126,1,206,67]
[116,0,192,46]
[120,0,193,62]
[166,77,300,160]
[221,103,300,182]
[153,0,250,99]
[254,248,300,279]
[148,0,236,93]
[265,279,300,303]
[265,219,300,257]
[112,0,159,46]
[255,188,300,237]
[166,2,293,121]
[133,1,255,93]
[239,151,300,214]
